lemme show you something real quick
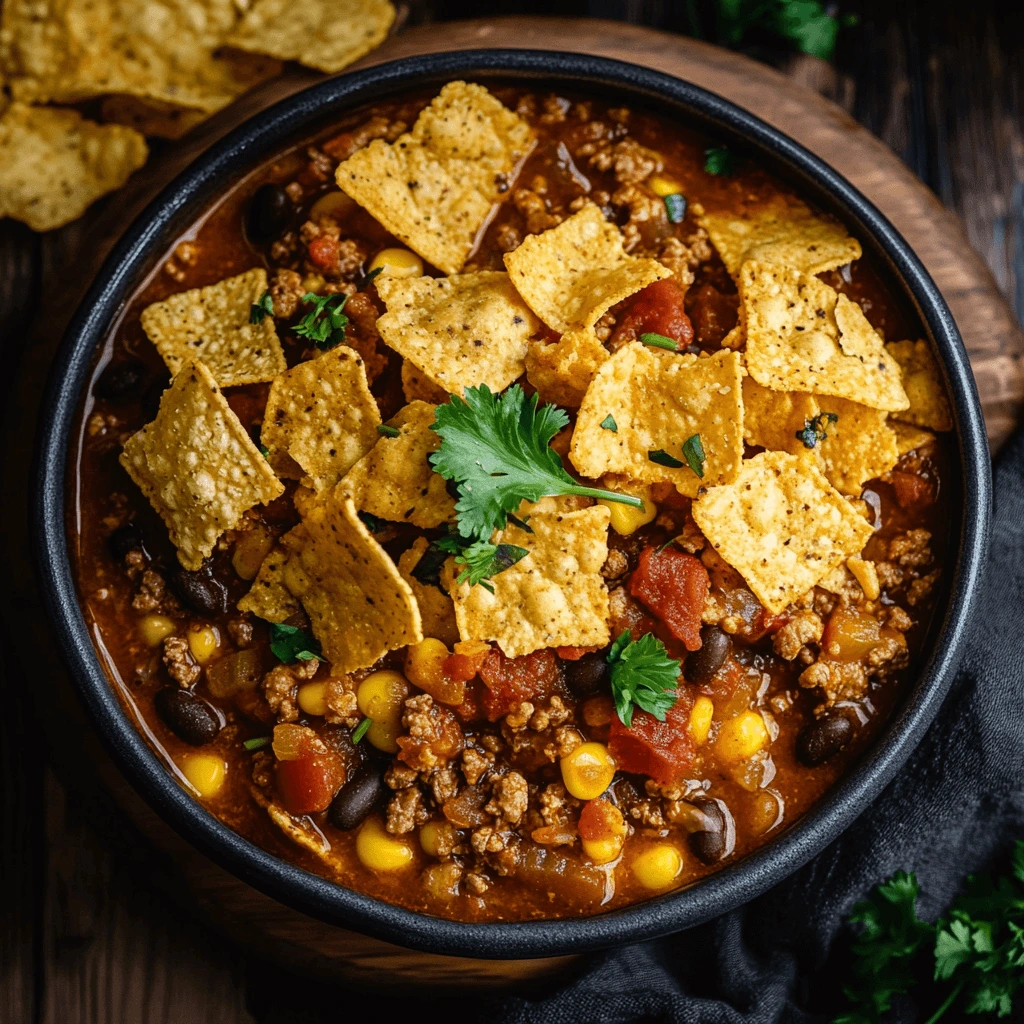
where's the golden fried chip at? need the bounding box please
[446,506,611,659]
[571,345,744,497]
[140,268,286,386]
[815,396,899,495]
[340,401,455,529]
[504,204,670,333]
[700,194,861,278]
[741,261,908,412]
[525,327,610,408]
[262,345,381,493]
[1,0,281,112]
[336,82,533,274]
[0,103,147,231]
[886,339,953,431]
[892,421,936,457]
[294,496,422,672]
[397,538,459,648]
[376,272,538,394]
[236,526,307,622]
[742,376,821,456]
[119,361,283,570]
[401,359,449,404]
[227,0,394,73]
[100,94,207,139]
[692,451,873,614]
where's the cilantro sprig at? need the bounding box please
[250,290,274,324]
[294,292,349,350]
[704,145,737,176]
[796,411,839,449]
[429,384,642,543]
[269,622,320,663]
[437,535,529,594]
[607,630,680,728]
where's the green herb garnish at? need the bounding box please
[663,193,687,223]
[681,433,706,478]
[359,266,384,290]
[351,717,372,744]
[243,736,271,752]
[648,448,684,468]
[639,332,679,351]
[250,290,274,324]
[436,535,529,594]
[409,541,450,590]
[607,630,680,728]
[357,510,386,533]
[377,424,401,438]
[294,292,349,350]
[796,411,839,450]
[429,384,642,542]
[704,145,737,176]
[269,622,320,664]
[600,415,618,432]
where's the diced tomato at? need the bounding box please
[556,645,600,661]
[307,235,340,272]
[478,648,562,721]
[628,546,709,651]
[275,750,345,815]
[609,279,694,349]
[443,641,492,684]
[608,690,697,785]
[234,687,275,725]
[759,610,790,635]
[578,799,624,842]
[698,655,743,700]
[891,470,934,508]
[822,608,881,662]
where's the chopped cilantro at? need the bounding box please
[351,717,371,744]
[377,424,401,438]
[649,448,684,468]
[243,736,271,752]
[704,145,737,176]
[664,192,687,224]
[429,384,643,542]
[796,411,839,449]
[436,534,529,594]
[600,414,618,432]
[607,630,680,728]
[682,433,706,478]
[250,290,274,324]
[506,513,533,534]
[294,292,349,350]
[250,426,270,460]
[269,622,320,664]
[639,332,679,351]
[409,541,450,590]
[359,265,384,290]
[357,510,386,533]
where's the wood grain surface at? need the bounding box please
[2,6,1022,1022]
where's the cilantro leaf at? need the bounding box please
[351,717,371,744]
[409,541,450,590]
[269,622,320,663]
[649,448,684,468]
[250,290,274,324]
[600,414,618,432]
[682,433,706,478]
[796,411,838,449]
[377,424,401,438]
[704,145,737,175]
[664,192,687,224]
[430,384,643,541]
[639,332,679,351]
[294,292,349,350]
[606,630,680,728]
[358,266,384,290]
[357,510,386,533]
[436,535,528,593]
[243,736,271,752]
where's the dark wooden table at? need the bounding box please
[2,3,1022,1021]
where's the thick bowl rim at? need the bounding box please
[33,49,991,960]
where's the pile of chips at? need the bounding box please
[0,0,395,230]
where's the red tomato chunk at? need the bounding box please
[891,470,935,508]
[276,751,345,816]
[628,546,709,651]
[307,235,340,271]
[478,648,562,721]
[610,278,694,349]
[608,690,697,785]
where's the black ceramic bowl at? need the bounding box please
[34,50,991,960]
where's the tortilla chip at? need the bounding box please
[335,82,533,274]
[119,361,283,570]
[571,345,744,497]
[886,339,953,431]
[525,327,610,408]
[140,269,286,387]
[446,506,611,659]
[261,345,381,493]
[815,396,899,495]
[397,538,460,647]
[692,451,874,614]
[100,94,207,139]
[376,272,537,394]
[401,359,449,404]
[293,495,422,672]
[741,261,908,412]
[340,401,455,529]
[1,0,281,113]
[742,376,821,456]
[504,204,670,333]
[892,421,936,457]
[236,527,307,622]
[227,0,394,73]
[0,102,147,231]
[700,194,861,278]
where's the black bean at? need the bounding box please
[689,828,727,865]
[328,765,384,831]
[684,625,731,684]
[108,523,142,560]
[155,688,222,746]
[565,651,608,695]
[247,184,292,242]
[168,567,230,616]
[95,360,148,401]
[796,714,853,767]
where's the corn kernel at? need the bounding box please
[139,614,176,647]
[419,820,455,859]
[187,624,219,664]
[647,175,683,198]
[366,718,400,753]
[232,526,274,581]
[560,742,616,801]
[309,189,354,222]
[297,681,329,717]
[582,836,623,865]
[580,801,627,866]
[357,670,409,753]
[405,638,450,693]
[598,489,657,535]
[715,710,769,763]
[368,247,423,279]
[179,752,227,798]
[356,817,415,871]
[688,696,715,745]
[632,844,683,889]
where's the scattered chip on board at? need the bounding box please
[571,344,744,497]
[261,344,381,493]
[335,82,533,274]
[815,396,899,496]
[504,204,670,333]
[376,271,538,394]
[397,537,460,647]
[100,94,207,139]
[886,339,954,432]
[692,450,874,614]
[445,506,611,659]
[119,360,284,570]
[742,376,821,456]
[140,268,286,386]
[525,327,610,409]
